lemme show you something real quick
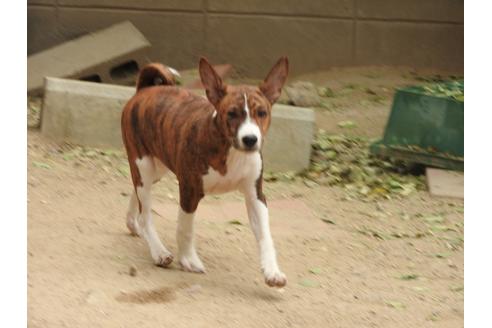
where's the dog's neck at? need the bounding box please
[198,111,234,176]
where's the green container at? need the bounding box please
[370,81,464,171]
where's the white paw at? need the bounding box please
[126,214,142,237]
[264,270,287,288]
[153,250,174,268]
[178,252,206,273]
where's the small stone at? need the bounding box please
[284,81,321,107]
[303,180,318,188]
[129,265,137,277]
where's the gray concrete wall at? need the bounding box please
[28,0,463,77]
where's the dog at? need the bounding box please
[121,57,289,287]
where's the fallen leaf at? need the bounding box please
[228,220,243,225]
[309,268,322,274]
[337,120,357,129]
[32,161,51,169]
[299,279,320,288]
[424,215,444,224]
[321,218,336,225]
[435,253,451,259]
[399,274,418,281]
[450,285,464,292]
[118,166,130,177]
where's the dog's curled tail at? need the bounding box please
[136,63,181,91]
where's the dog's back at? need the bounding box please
[121,64,216,183]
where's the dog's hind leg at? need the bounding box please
[126,190,141,236]
[134,156,174,267]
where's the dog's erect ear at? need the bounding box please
[199,57,226,106]
[260,57,289,104]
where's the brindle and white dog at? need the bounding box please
[121,57,289,287]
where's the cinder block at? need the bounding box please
[262,104,315,172]
[28,21,151,94]
[41,78,133,148]
[41,78,315,172]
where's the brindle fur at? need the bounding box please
[121,57,288,214]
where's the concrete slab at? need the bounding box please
[262,105,315,172]
[41,78,134,148]
[426,168,464,199]
[41,78,315,172]
[28,21,151,94]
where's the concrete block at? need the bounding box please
[206,15,353,77]
[41,78,315,172]
[208,0,353,17]
[263,104,315,172]
[41,78,133,148]
[57,8,204,70]
[356,21,463,70]
[426,168,463,199]
[28,21,151,94]
[357,0,463,23]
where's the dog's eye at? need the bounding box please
[227,110,238,119]
[257,110,268,118]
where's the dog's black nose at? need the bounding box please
[242,135,258,148]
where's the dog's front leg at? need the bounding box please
[176,182,205,273]
[243,183,286,287]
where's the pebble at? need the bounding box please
[129,265,137,277]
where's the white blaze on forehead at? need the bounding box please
[168,67,181,77]
[243,93,250,118]
[237,93,261,148]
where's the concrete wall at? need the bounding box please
[28,0,464,77]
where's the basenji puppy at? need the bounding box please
[121,57,289,287]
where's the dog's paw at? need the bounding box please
[264,270,287,288]
[178,253,206,273]
[126,215,141,237]
[154,251,174,268]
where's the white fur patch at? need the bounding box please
[134,157,173,266]
[237,94,262,149]
[168,67,181,77]
[177,209,205,272]
[202,148,262,194]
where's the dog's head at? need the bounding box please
[199,57,289,152]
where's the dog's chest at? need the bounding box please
[202,149,262,194]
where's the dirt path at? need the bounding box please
[28,67,463,327]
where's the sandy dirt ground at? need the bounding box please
[28,67,463,328]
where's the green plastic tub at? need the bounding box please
[370,81,464,171]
